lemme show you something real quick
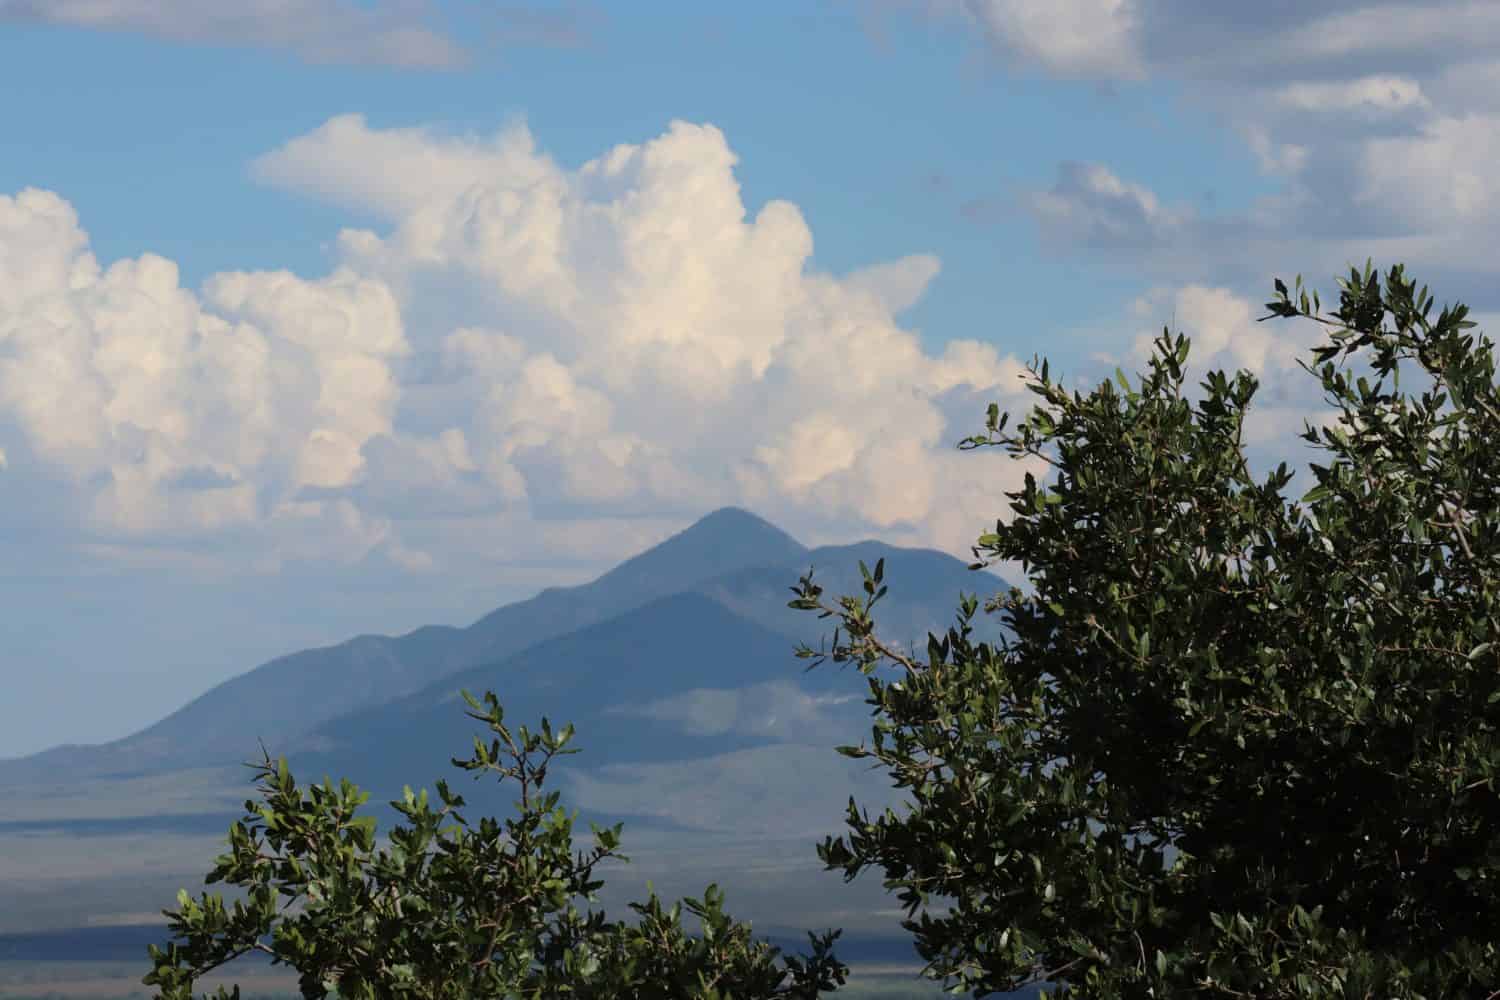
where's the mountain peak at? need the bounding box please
[588,507,807,593]
[686,506,796,540]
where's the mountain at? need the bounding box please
[277,536,1014,779]
[3,506,1011,838]
[0,507,810,782]
[277,550,1011,837]
[278,592,858,806]
[692,538,1011,652]
[454,506,808,666]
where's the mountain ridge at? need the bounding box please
[0,508,1008,796]
[0,507,806,778]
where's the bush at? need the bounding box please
[143,690,846,1000]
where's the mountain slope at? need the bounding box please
[2,507,1013,841]
[0,507,808,782]
[291,539,1012,787]
[279,539,1012,835]
[452,506,807,665]
[691,539,1011,651]
[284,592,836,779]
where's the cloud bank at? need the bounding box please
[931,0,1500,314]
[847,0,1495,477]
[0,117,1056,582]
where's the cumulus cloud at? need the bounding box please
[0,0,465,68]
[258,115,1044,554]
[0,187,431,567]
[1,116,1049,581]
[843,254,943,316]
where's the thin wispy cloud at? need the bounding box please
[0,0,467,68]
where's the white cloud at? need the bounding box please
[0,187,424,566]
[1357,113,1500,228]
[0,0,465,69]
[1124,284,1314,381]
[203,266,408,490]
[2,117,1048,582]
[250,114,553,220]
[942,2,1500,332]
[843,254,942,316]
[1102,281,1465,461]
[264,116,1041,542]
[959,0,1144,79]
[1274,75,1431,117]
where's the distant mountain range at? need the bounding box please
[3,508,1009,799]
[2,507,1016,944]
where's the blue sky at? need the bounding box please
[3,0,1497,759]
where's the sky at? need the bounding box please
[2,0,1498,759]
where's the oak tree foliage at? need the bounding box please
[790,262,1500,998]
